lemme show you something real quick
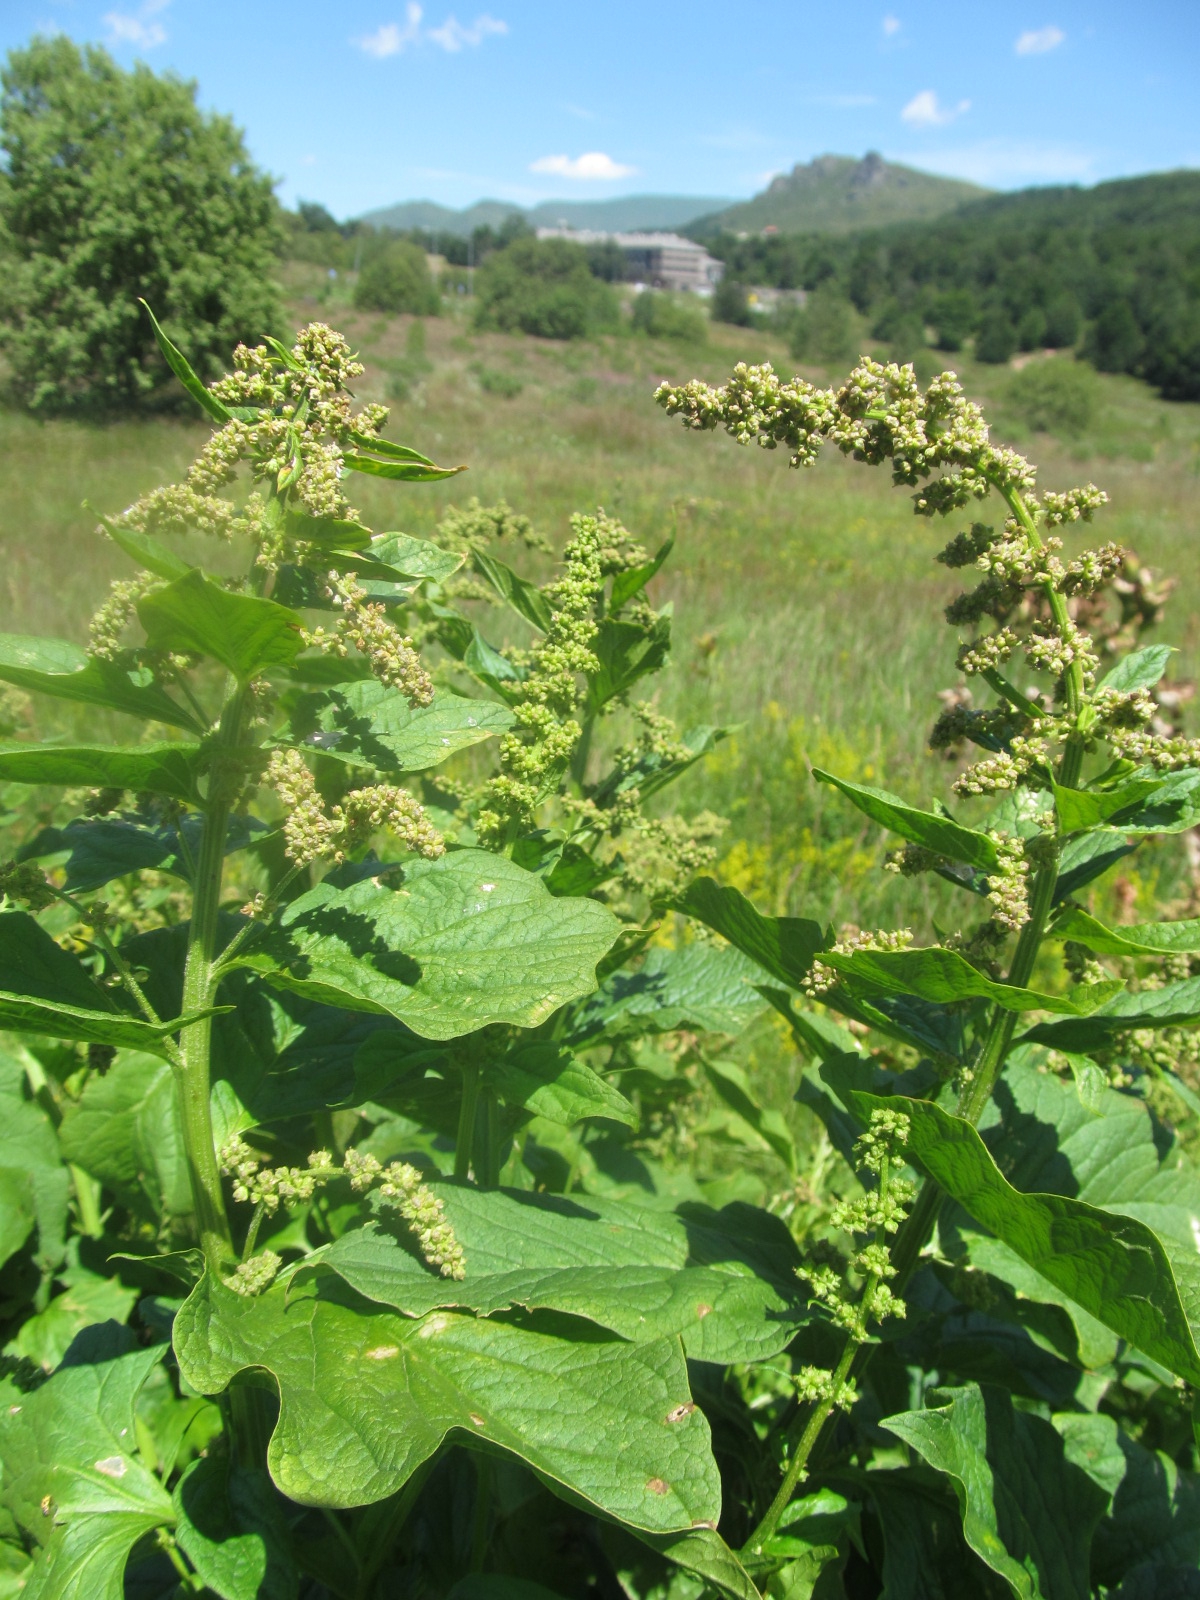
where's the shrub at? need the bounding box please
[790,286,858,365]
[630,290,707,342]
[931,287,977,351]
[710,276,754,326]
[975,305,1018,364]
[1043,291,1082,349]
[1006,356,1100,435]
[353,238,439,315]
[1087,297,1145,373]
[0,36,282,414]
[474,236,618,339]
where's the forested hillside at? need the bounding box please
[705,168,1200,398]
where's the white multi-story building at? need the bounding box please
[535,227,723,293]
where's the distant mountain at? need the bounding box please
[691,153,989,237]
[359,194,737,237]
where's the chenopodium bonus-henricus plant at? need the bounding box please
[656,357,1200,1586]
[0,312,776,1600]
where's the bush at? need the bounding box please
[710,277,753,327]
[931,288,977,352]
[790,287,858,366]
[354,239,439,316]
[0,36,282,414]
[630,290,706,342]
[474,237,617,340]
[1087,297,1144,373]
[1043,292,1081,349]
[975,307,1018,364]
[1017,304,1047,351]
[1005,356,1100,435]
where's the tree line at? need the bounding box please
[704,171,1200,399]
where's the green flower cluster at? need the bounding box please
[304,573,434,703]
[265,749,443,867]
[344,1149,466,1279]
[218,1136,338,1215]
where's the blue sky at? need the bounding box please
[2,1,1197,217]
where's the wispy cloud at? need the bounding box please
[562,103,596,122]
[356,5,506,57]
[104,0,169,49]
[893,139,1095,186]
[901,89,970,127]
[1015,24,1065,55]
[882,14,901,36]
[529,151,637,181]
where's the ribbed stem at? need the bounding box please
[176,683,248,1266]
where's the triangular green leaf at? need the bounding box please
[827,945,1118,1015]
[237,851,621,1040]
[813,769,1002,871]
[174,1273,721,1533]
[0,636,197,730]
[882,1382,1108,1600]
[1020,974,1200,1052]
[282,680,513,774]
[671,878,825,991]
[1052,906,1200,959]
[173,1457,298,1600]
[138,572,303,680]
[0,741,201,800]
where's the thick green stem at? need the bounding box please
[70,1164,104,1238]
[176,683,249,1267]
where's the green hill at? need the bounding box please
[361,193,736,237]
[692,152,988,237]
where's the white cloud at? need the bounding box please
[104,0,169,48]
[529,151,637,181]
[1015,24,1065,55]
[882,14,901,35]
[355,5,506,57]
[901,89,970,127]
[427,13,506,49]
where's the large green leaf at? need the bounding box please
[489,1043,636,1128]
[0,636,197,730]
[671,878,825,990]
[1020,974,1200,1052]
[0,741,201,800]
[1053,769,1200,835]
[882,1383,1108,1600]
[633,1527,760,1600]
[173,1457,298,1600]
[1097,645,1174,696]
[1056,1411,1200,1591]
[174,1273,721,1533]
[20,813,264,894]
[139,572,303,680]
[610,537,673,614]
[0,1335,173,1600]
[59,1052,191,1220]
[0,913,201,1056]
[813,770,1002,872]
[849,1087,1200,1385]
[6,1261,137,1374]
[237,850,621,1040]
[367,531,466,583]
[568,942,769,1045]
[1052,907,1200,959]
[282,680,513,774]
[827,946,1119,1016]
[311,1184,807,1363]
[472,552,553,631]
[853,1468,1009,1600]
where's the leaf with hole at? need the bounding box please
[173,1272,721,1533]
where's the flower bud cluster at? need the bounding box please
[218,1135,337,1215]
[1026,619,1099,680]
[1041,485,1108,526]
[1058,542,1126,597]
[803,927,913,998]
[227,1250,282,1297]
[88,573,162,660]
[265,749,443,866]
[793,1366,858,1411]
[937,523,996,569]
[1107,729,1200,772]
[985,831,1031,932]
[305,574,434,705]
[0,859,57,911]
[344,1149,466,1279]
[956,628,1018,677]
[883,843,941,876]
[656,359,1037,517]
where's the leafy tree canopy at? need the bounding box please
[0,35,283,414]
[473,236,618,340]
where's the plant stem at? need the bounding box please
[176,682,249,1266]
[353,1462,433,1599]
[70,1163,104,1238]
[455,1061,481,1181]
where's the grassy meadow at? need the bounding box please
[2,269,1198,1191]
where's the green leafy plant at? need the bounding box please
[474,237,618,341]
[2,327,1200,1600]
[353,240,439,317]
